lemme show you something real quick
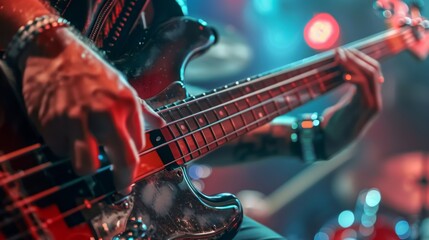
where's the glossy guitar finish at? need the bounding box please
[93,168,241,239]
[0,16,242,240]
[115,16,217,99]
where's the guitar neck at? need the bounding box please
[136,26,414,178]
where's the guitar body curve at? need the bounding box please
[92,167,242,240]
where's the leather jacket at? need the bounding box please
[48,0,186,59]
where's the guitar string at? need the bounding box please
[1,70,342,212]
[0,29,414,206]
[3,34,412,237]
[0,65,339,190]
[0,27,412,170]
[1,29,415,239]
[0,30,415,216]
[154,27,412,117]
[3,38,416,240]
[3,74,345,240]
[0,60,338,187]
[1,30,408,218]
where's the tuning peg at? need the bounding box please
[400,17,413,25]
[420,19,429,29]
[373,1,394,19]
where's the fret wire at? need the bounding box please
[225,91,240,135]
[0,39,405,233]
[11,73,343,214]
[199,99,220,149]
[167,72,343,164]
[177,108,200,158]
[141,37,399,158]
[171,124,191,162]
[212,94,230,141]
[2,28,404,168]
[192,101,217,150]
[172,106,200,160]
[161,127,182,160]
[0,26,408,202]
[186,120,204,156]
[156,28,410,118]
[169,74,344,164]
[185,105,208,154]
[165,62,339,129]
[1,40,396,192]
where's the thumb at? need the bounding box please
[140,99,166,129]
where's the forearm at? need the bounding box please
[0,0,53,49]
[321,85,378,159]
[201,85,378,166]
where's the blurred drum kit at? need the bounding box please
[326,151,429,240]
[183,0,429,238]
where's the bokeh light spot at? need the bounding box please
[365,189,381,207]
[338,210,355,228]
[304,13,340,50]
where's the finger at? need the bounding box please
[126,97,145,152]
[347,50,383,109]
[342,50,382,110]
[140,98,166,129]
[342,50,377,81]
[336,48,369,81]
[68,109,100,175]
[349,49,383,82]
[334,48,347,64]
[89,110,139,193]
[344,50,380,90]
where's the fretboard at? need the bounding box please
[145,26,414,168]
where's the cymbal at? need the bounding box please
[185,23,252,83]
[355,151,429,215]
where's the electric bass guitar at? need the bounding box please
[1,0,428,239]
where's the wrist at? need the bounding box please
[0,0,53,49]
[5,16,72,73]
[25,27,74,61]
[353,84,379,112]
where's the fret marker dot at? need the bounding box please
[344,73,352,81]
[258,112,264,118]
[245,87,251,92]
[156,136,161,142]
[181,125,186,130]
[199,118,204,124]
[219,110,224,116]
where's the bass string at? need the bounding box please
[0,62,343,192]
[2,75,345,240]
[0,39,397,232]
[0,33,400,208]
[0,69,343,224]
[1,29,416,240]
[155,27,411,116]
[0,26,411,167]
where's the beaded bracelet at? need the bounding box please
[3,15,70,71]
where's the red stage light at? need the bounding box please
[304,13,340,51]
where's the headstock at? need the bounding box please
[375,0,429,59]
